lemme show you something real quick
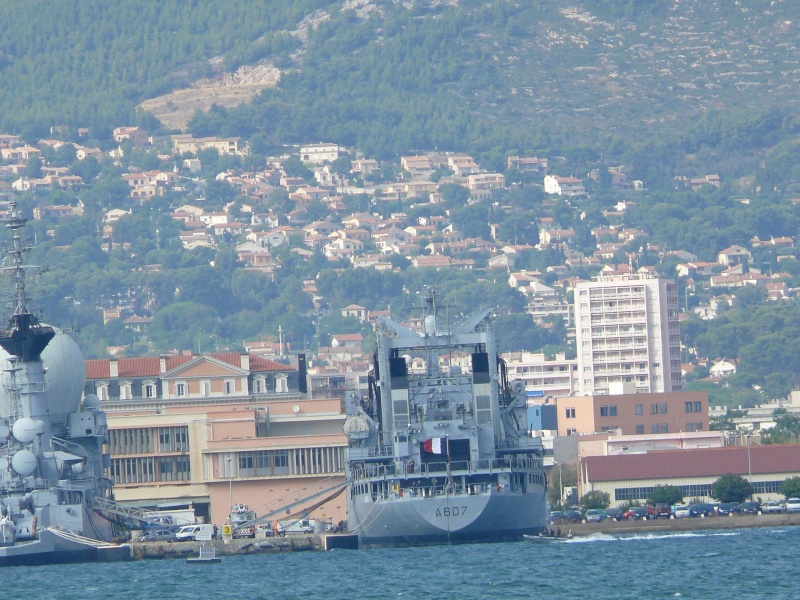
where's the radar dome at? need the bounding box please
[82,394,101,411]
[0,329,85,418]
[12,418,38,443]
[11,449,37,475]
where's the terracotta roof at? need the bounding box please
[85,353,292,379]
[582,444,800,482]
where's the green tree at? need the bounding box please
[647,485,683,507]
[439,183,470,209]
[546,464,577,510]
[780,476,800,499]
[24,157,42,178]
[711,473,752,503]
[761,411,800,444]
[579,490,611,511]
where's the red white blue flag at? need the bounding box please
[422,437,445,454]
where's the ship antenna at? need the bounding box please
[4,198,32,318]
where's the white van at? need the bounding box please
[175,523,213,542]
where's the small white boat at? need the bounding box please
[523,531,573,543]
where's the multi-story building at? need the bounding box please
[555,390,709,437]
[86,353,348,527]
[299,143,341,165]
[574,273,682,395]
[501,352,578,400]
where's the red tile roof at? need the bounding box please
[582,444,800,482]
[85,353,293,379]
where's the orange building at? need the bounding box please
[87,353,348,527]
[555,390,709,437]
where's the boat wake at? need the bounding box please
[571,530,742,543]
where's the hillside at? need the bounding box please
[2,0,800,161]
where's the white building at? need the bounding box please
[501,352,578,399]
[543,175,586,197]
[299,143,341,165]
[574,273,682,396]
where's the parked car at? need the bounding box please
[785,498,800,513]
[654,503,672,519]
[175,524,214,542]
[672,505,690,518]
[688,503,715,517]
[549,511,564,524]
[564,510,583,523]
[761,501,783,514]
[735,501,761,515]
[717,503,734,516]
[623,506,653,520]
[604,507,623,521]
[585,509,603,523]
[138,528,176,543]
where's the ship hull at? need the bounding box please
[349,487,547,549]
[0,529,130,567]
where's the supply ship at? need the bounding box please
[0,200,130,566]
[344,289,547,548]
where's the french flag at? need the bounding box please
[422,437,445,454]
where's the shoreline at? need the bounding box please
[564,512,800,537]
[132,513,800,559]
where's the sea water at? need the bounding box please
[3,527,797,599]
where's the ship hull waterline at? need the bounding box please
[0,529,131,567]
[349,487,547,549]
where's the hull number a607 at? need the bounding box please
[436,506,467,518]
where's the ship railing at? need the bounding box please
[351,456,540,481]
[373,481,501,502]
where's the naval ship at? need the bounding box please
[344,289,547,548]
[0,200,129,566]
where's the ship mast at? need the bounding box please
[0,199,54,363]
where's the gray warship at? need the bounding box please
[0,200,130,566]
[344,289,547,548]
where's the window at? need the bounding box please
[650,423,668,434]
[658,403,667,414]
[694,401,702,412]
[566,428,577,436]
[600,405,617,417]
[143,383,156,399]
[224,380,233,394]
[635,425,644,435]
[635,404,643,416]
[175,382,186,397]
[650,403,658,415]
[685,401,693,413]
[565,407,576,419]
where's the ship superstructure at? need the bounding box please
[344,289,547,548]
[0,200,129,565]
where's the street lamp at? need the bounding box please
[227,457,233,511]
[746,434,753,500]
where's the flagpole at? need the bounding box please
[446,435,451,492]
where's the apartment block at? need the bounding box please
[574,273,682,395]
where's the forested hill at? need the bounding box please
[2,0,800,160]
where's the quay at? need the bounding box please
[131,513,800,560]
[131,534,358,560]
[565,511,800,537]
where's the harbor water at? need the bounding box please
[3,526,796,599]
